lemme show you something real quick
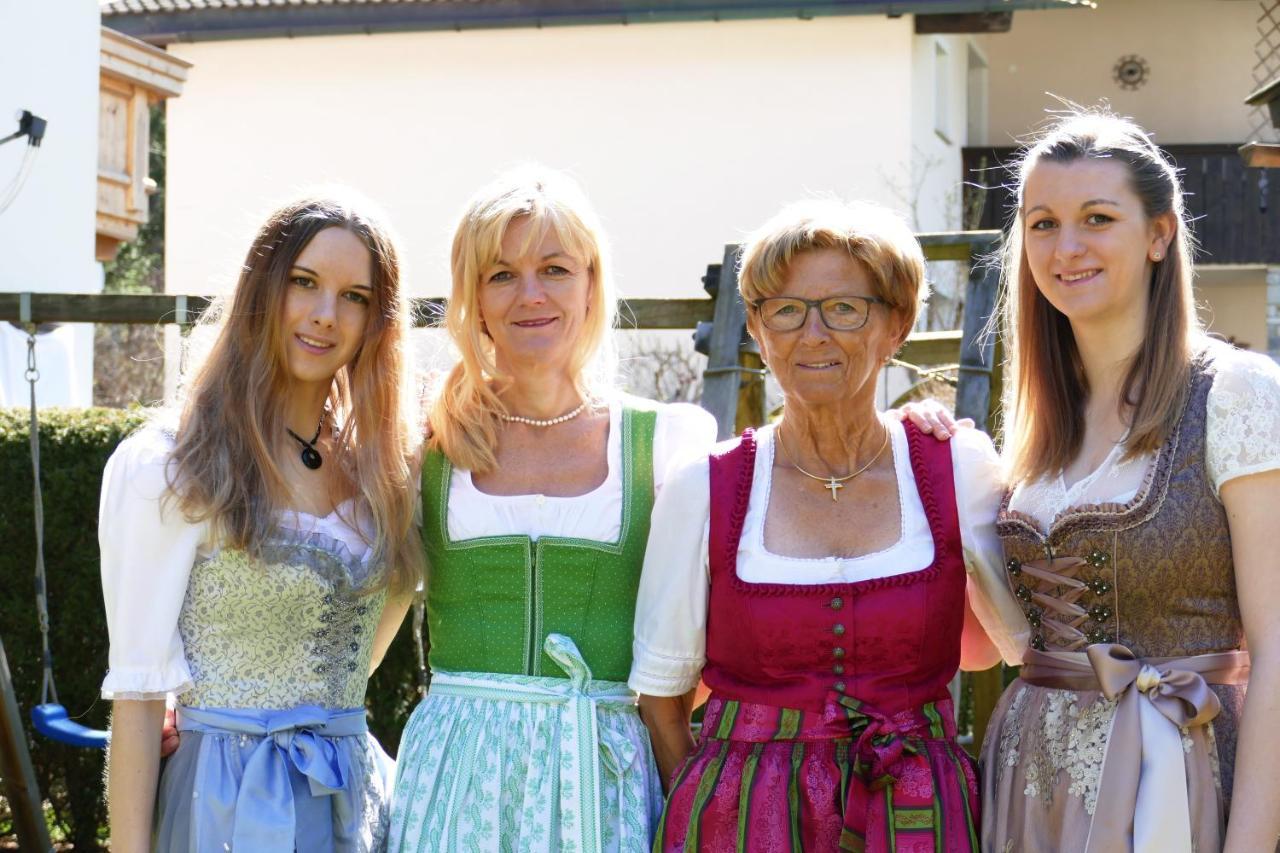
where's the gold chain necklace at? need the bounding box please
[776,423,890,502]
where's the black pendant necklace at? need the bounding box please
[286,415,324,470]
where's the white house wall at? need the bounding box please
[0,0,101,407]
[979,0,1260,144]
[902,32,977,339]
[164,16,930,305]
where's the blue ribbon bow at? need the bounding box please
[178,704,367,853]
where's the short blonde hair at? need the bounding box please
[738,199,928,330]
[430,167,617,473]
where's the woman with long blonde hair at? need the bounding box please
[101,196,423,852]
[386,168,717,852]
[980,109,1280,852]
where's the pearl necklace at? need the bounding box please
[499,401,588,427]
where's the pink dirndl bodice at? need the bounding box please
[654,422,980,852]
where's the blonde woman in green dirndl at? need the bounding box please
[385,168,717,852]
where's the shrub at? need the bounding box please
[0,407,423,848]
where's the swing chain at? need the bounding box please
[26,328,57,707]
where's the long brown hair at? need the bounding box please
[429,168,616,473]
[167,196,424,593]
[999,110,1200,483]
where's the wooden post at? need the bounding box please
[953,235,1005,754]
[954,236,1001,432]
[734,347,767,433]
[0,634,53,853]
[700,245,750,440]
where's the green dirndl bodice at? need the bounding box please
[387,405,665,853]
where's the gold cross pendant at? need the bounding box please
[825,479,843,501]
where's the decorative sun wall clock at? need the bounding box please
[1113,55,1150,91]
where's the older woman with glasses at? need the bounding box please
[629,199,1026,852]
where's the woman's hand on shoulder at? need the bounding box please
[888,398,973,440]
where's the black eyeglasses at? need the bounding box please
[749,295,885,332]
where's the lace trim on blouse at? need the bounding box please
[1006,343,1280,530]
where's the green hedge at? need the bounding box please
[0,407,423,849]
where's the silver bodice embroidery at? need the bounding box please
[176,527,387,709]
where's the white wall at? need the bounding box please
[1197,267,1270,351]
[0,0,101,407]
[164,17,920,304]
[903,32,977,333]
[908,32,970,234]
[979,0,1261,144]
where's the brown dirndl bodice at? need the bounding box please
[994,349,1246,806]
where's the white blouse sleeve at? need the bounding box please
[1205,346,1280,494]
[99,430,204,700]
[629,455,711,697]
[651,402,719,494]
[952,428,1029,666]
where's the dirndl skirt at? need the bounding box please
[656,693,979,853]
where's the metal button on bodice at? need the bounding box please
[830,597,844,610]
[833,624,846,636]
[834,681,846,693]
[833,663,845,675]
[833,647,845,659]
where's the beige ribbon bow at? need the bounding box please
[1021,644,1250,853]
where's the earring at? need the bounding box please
[1151,251,1162,261]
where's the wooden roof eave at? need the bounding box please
[102,0,1096,46]
[100,26,191,99]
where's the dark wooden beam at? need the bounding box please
[915,11,1011,33]
[1240,142,1280,169]
[698,245,750,441]
[1245,75,1280,131]
[955,245,1001,432]
[617,298,714,329]
[900,329,963,367]
[0,233,998,327]
[919,229,1002,261]
[0,293,714,329]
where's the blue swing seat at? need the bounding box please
[31,703,109,749]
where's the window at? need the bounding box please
[934,40,951,144]
[967,43,989,146]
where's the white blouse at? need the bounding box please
[1009,343,1280,526]
[446,398,718,541]
[98,428,377,701]
[628,419,1030,698]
